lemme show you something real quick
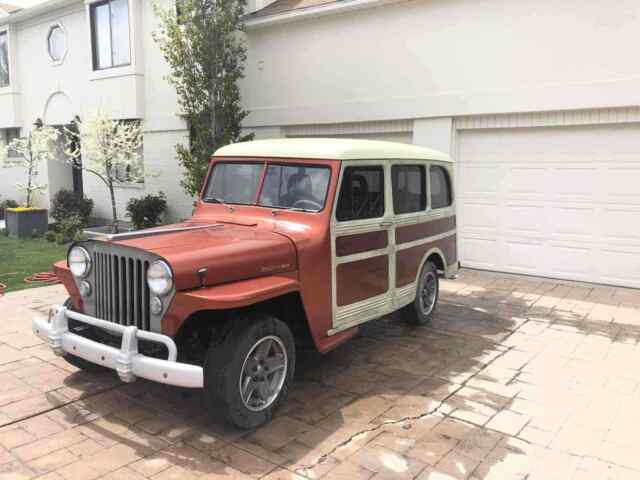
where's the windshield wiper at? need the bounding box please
[205,197,235,212]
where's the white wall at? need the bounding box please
[242,0,640,127]
[0,0,193,222]
[78,0,191,223]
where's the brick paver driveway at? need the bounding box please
[1,270,640,480]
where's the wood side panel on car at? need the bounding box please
[336,254,389,306]
[335,231,388,257]
[396,234,457,288]
[395,216,456,245]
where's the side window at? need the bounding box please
[336,166,385,221]
[430,165,452,209]
[392,165,426,214]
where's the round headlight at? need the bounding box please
[68,246,91,278]
[147,260,173,296]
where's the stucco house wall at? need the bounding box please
[240,0,640,288]
[242,0,640,130]
[0,0,191,221]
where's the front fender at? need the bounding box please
[162,273,301,337]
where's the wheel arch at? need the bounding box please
[416,247,447,279]
[174,291,315,354]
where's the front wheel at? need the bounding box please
[402,261,439,325]
[204,315,295,429]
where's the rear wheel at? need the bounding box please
[204,314,295,429]
[402,261,439,326]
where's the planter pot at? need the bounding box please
[5,208,49,239]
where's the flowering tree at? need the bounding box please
[0,126,60,208]
[64,111,143,233]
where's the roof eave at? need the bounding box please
[244,0,402,29]
[0,0,82,26]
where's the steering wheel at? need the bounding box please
[292,199,322,211]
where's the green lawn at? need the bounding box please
[0,235,68,293]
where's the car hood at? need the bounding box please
[108,222,297,290]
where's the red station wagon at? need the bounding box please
[34,139,458,428]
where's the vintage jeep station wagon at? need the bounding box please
[34,139,458,428]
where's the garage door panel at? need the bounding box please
[505,168,547,195]
[550,206,596,238]
[460,237,499,269]
[547,244,592,277]
[460,165,499,193]
[600,248,640,287]
[461,203,498,229]
[504,241,544,271]
[504,204,545,234]
[605,168,640,201]
[551,167,599,199]
[602,208,640,241]
[457,124,640,288]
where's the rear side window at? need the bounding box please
[392,165,426,214]
[336,166,385,221]
[430,166,452,209]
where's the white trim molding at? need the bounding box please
[455,107,640,131]
[245,0,406,29]
[284,119,413,137]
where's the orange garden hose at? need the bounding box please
[24,272,60,285]
[0,272,60,296]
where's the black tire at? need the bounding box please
[402,261,439,326]
[61,298,109,373]
[204,314,295,429]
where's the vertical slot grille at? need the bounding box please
[93,252,151,330]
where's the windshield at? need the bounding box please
[203,162,331,212]
[203,163,263,205]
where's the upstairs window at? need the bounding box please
[336,166,385,221]
[392,165,426,214]
[0,31,9,87]
[48,25,66,63]
[90,0,131,70]
[430,165,452,209]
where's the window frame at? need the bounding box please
[257,163,332,213]
[335,164,387,223]
[90,0,132,71]
[0,29,9,88]
[47,23,67,65]
[391,164,427,215]
[428,164,453,210]
[202,161,333,212]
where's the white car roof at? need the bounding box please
[214,138,452,162]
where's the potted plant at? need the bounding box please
[0,124,59,239]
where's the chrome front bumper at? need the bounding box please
[33,305,203,388]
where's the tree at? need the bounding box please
[153,0,254,196]
[0,125,60,208]
[64,111,143,233]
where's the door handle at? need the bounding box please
[380,221,393,228]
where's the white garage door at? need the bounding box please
[457,124,640,288]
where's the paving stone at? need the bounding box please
[5,274,640,479]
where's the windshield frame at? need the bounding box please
[201,159,334,213]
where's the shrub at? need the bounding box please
[50,190,94,225]
[126,192,167,230]
[0,199,18,220]
[45,230,56,242]
[57,214,84,244]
